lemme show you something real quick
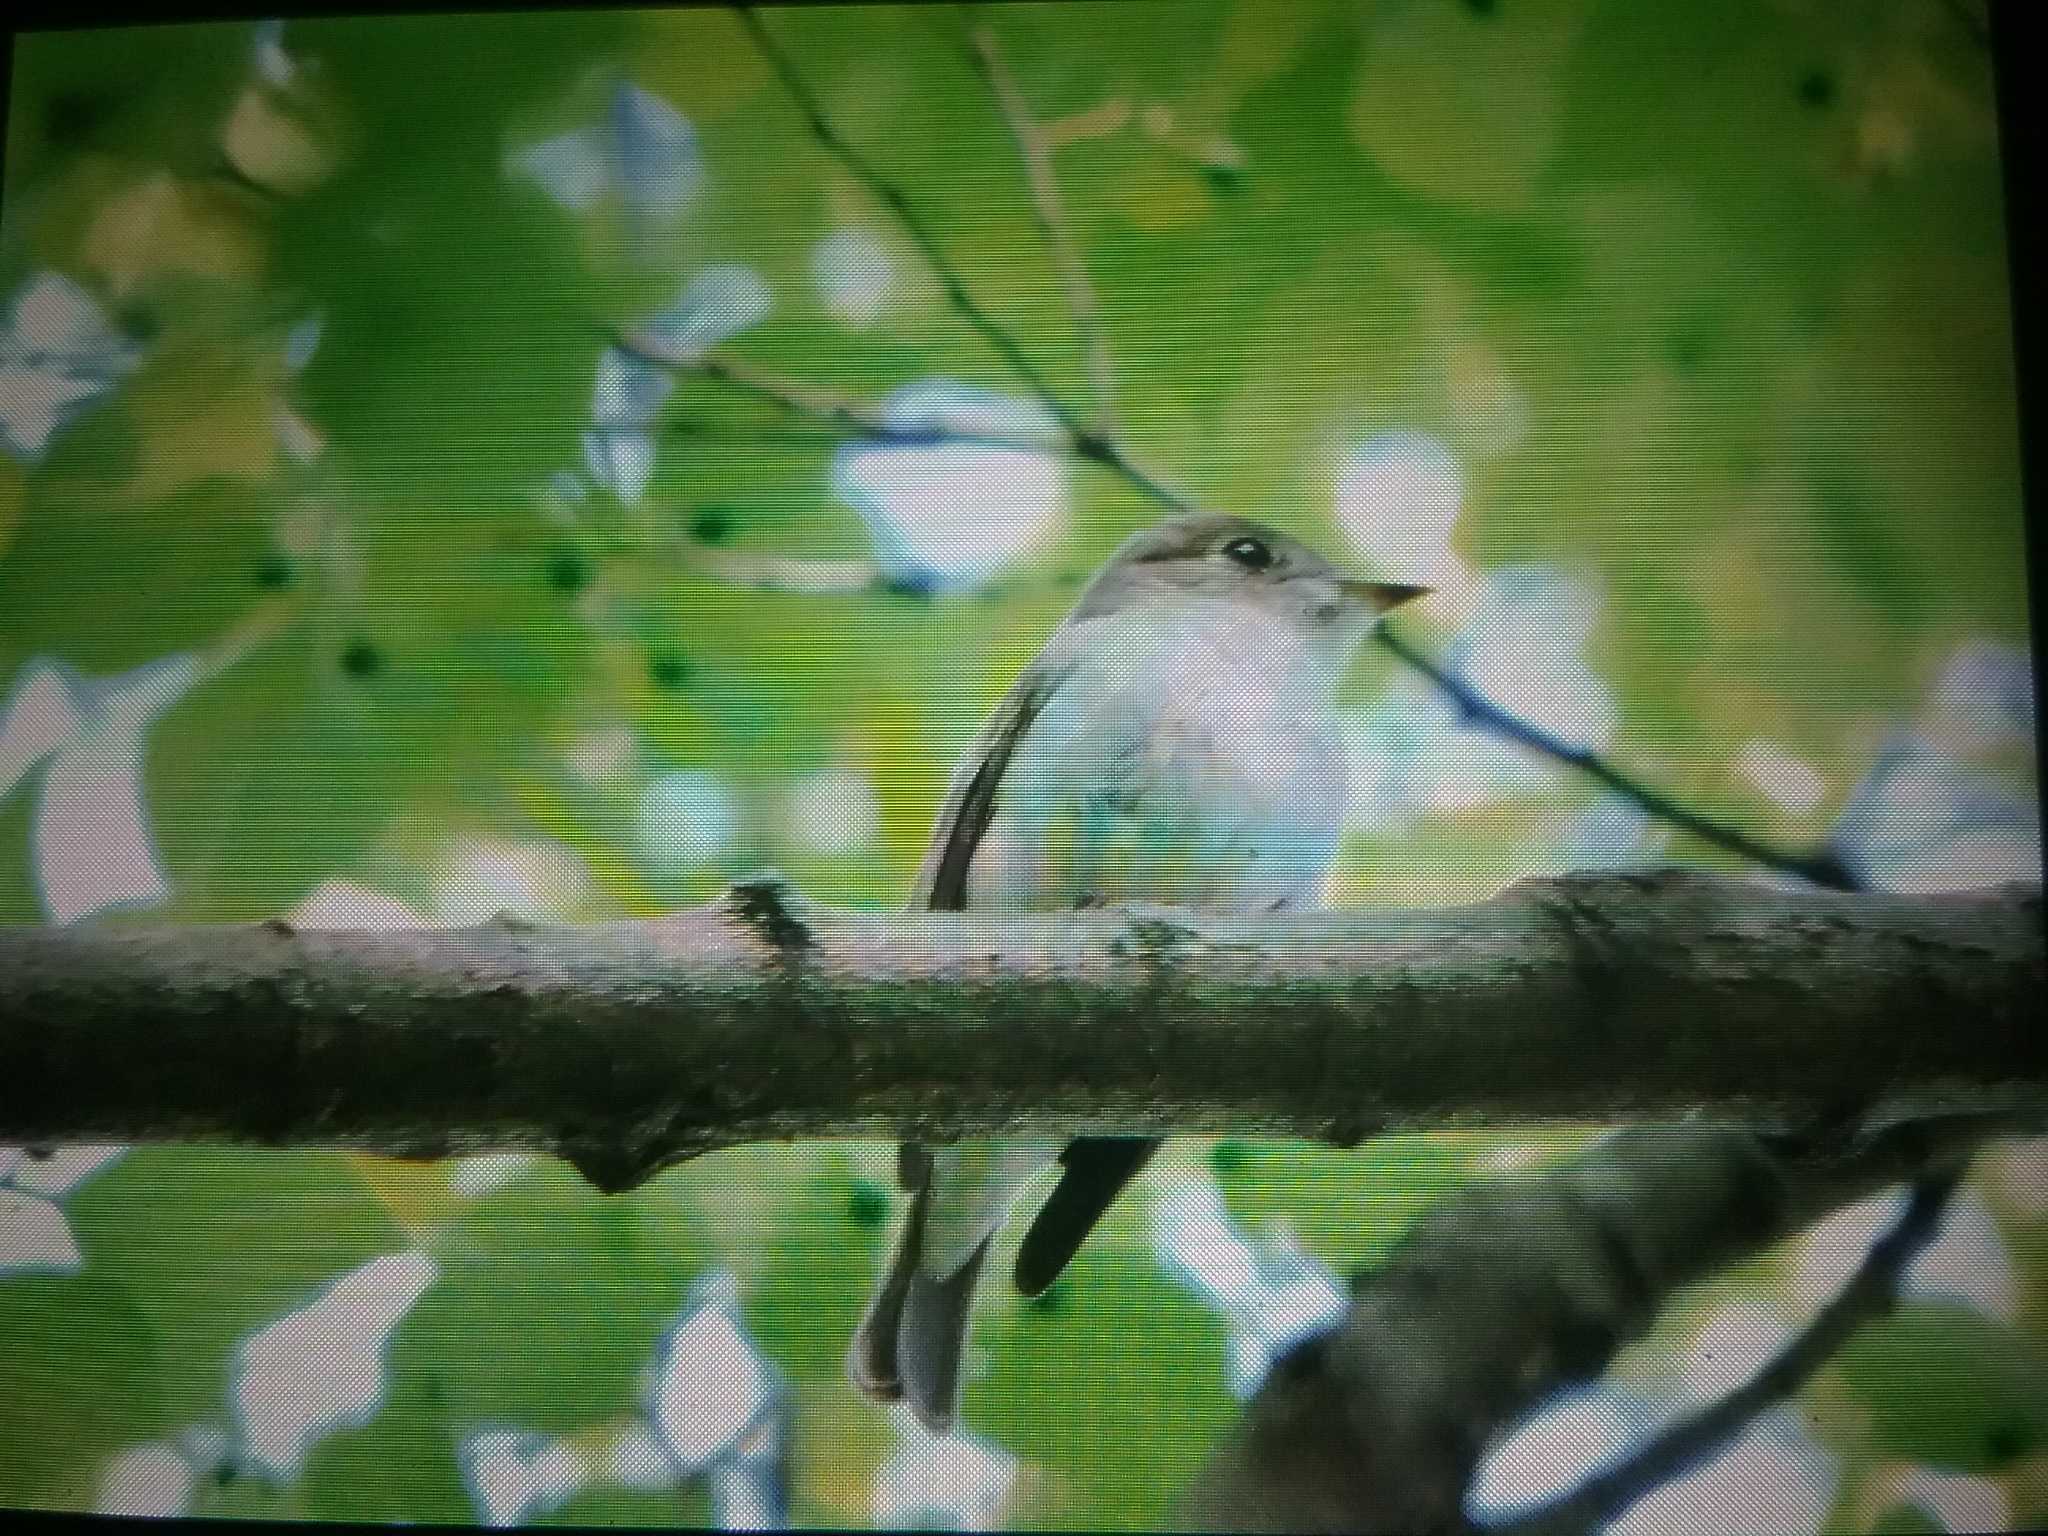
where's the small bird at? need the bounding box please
[847,510,1427,1433]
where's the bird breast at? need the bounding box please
[965,601,1349,916]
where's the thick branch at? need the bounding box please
[0,871,2037,1192]
[1178,1122,1984,1533]
[1490,1167,1963,1536]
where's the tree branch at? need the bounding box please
[965,20,1120,437]
[1177,1124,1984,1533]
[623,335,1076,457]
[732,4,1088,444]
[1488,1166,1965,1536]
[647,29,1871,897]
[0,871,2037,1194]
[1368,624,1864,892]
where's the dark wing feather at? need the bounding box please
[911,658,1067,913]
[906,647,1153,1306]
[1014,1136,1163,1297]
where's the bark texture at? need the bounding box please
[1180,1117,1996,1534]
[0,870,2038,1192]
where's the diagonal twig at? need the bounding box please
[1371,622,1863,892]
[621,332,1074,457]
[966,19,1120,439]
[733,3,1088,445]
[1490,1166,1968,1536]
[703,10,1867,898]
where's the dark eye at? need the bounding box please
[1222,536,1273,571]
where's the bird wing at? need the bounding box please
[896,647,1074,1283]
[910,651,1072,914]
[1013,1135,1162,1297]
[1009,706,1343,1296]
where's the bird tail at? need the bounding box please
[847,1173,990,1435]
[847,1179,926,1404]
[843,1163,995,1441]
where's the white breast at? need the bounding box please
[966,600,1348,916]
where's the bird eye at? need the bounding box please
[1221,536,1273,571]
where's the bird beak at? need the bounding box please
[1339,579,1433,614]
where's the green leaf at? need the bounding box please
[1833,1304,2048,1474]
[0,1267,167,1507]
[743,1163,892,1380]
[1217,1133,1492,1272]
[282,186,602,507]
[390,1165,710,1431]
[969,1248,1235,1529]
[145,629,431,919]
[65,1148,401,1432]
[0,479,271,677]
[296,1364,471,1522]
[6,24,251,183]
[544,1480,715,1528]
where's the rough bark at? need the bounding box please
[1179,1117,1996,1534]
[0,870,2038,1193]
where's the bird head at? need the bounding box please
[1070,512,1429,662]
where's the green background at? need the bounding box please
[0,1,2039,1528]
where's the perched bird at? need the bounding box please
[847,510,1427,1433]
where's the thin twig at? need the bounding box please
[1100,438,1205,516]
[683,546,887,596]
[732,4,1088,444]
[619,332,1073,457]
[198,597,293,683]
[967,21,1119,437]
[708,13,1868,897]
[1371,622,1864,892]
[676,542,1081,603]
[1491,1167,1968,1536]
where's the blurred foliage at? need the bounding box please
[0,0,2037,1529]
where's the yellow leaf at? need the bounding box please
[634,8,771,125]
[221,83,337,196]
[1198,0,1317,121]
[121,341,281,501]
[786,1380,892,1522]
[346,1152,465,1234]
[1348,0,1589,217]
[82,172,264,299]
[1121,153,1216,235]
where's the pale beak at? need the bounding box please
[1339,578,1433,614]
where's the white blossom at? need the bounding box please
[831,381,1065,594]
[460,1430,588,1527]
[0,273,142,463]
[1335,429,1468,589]
[812,228,894,330]
[232,1251,438,1481]
[637,770,738,865]
[873,1403,1017,1531]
